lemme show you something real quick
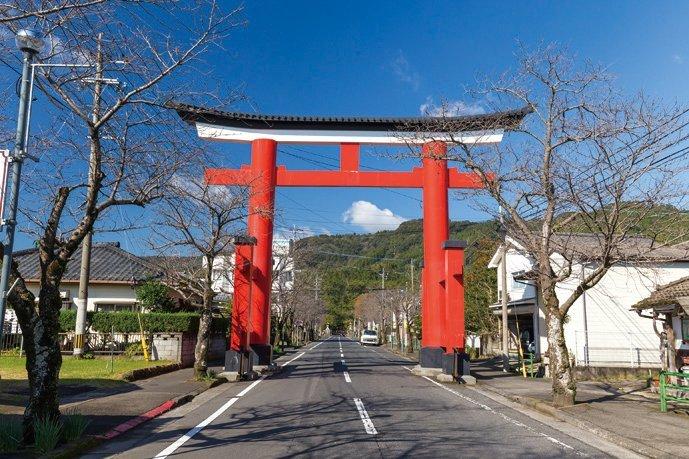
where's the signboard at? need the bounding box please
[0,149,9,224]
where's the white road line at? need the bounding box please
[400,366,584,456]
[237,375,266,397]
[344,371,352,383]
[353,398,377,434]
[340,352,344,358]
[154,397,240,458]
[154,375,267,458]
[311,340,325,349]
[281,352,305,367]
[155,342,324,459]
[341,359,345,364]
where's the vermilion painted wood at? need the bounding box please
[230,244,251,352]
[247,139,277,346]
[444,246,466,351]
[421,141,449,348]
[205,166,484,188]
[221,139,477,359]
[340,143,360,171]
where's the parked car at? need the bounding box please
[360,329,379,346]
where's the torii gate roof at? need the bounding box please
[169,101,531,145]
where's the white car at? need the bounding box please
[360,330,379,346]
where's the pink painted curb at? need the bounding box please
[97,399,177,441]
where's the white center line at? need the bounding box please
[353,398,377,435]
[340,352,344,358]
[344,371,352,383]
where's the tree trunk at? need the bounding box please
[193,295,212,378]
[544,302,576,407]
[16,283,63,443]
[405,319,413,354]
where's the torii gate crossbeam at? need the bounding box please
[171,102,530,376]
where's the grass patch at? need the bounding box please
[34,417,62,454]
[63,409,91,442]
[0,356,172,380]
[0,417,22,453]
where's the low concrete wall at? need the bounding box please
[151,332,226,366]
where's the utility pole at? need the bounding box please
[379,267,386,339]
[410,259,414,293]
[499,207,509,371]
[74,230,92,356]
[74,34,106,357]
[0,30,43,347]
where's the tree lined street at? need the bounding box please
[89,338,630,458]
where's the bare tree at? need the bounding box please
[411,45,689,406]
[151,177,246,377]
[1,0,243,440]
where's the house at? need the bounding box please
[631,277,689,370]
[488,233,689,369]
[14,242,160,312]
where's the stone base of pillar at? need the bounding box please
[419,346,444,369]
[250,343,273,365]
[441,351,470,376]
[224,348,259,373]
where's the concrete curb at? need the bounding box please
[51,377,228,458]
[474,383,668,458]
[122,362,185,382]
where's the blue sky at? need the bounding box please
[196,1,689,239]
[10,1,689,251]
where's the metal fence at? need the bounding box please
[1,331,147,355]
[386,335,420,353]
[574,330,660,368]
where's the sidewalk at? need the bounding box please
[472,358,689,458]
[1,364,223,438]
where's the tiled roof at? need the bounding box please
[168,101,532,132]
[14,242,161,283]
[514,233,689,263]
[632,276,689,310]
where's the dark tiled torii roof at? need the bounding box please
[14,242,161,283]
[168,101,533,132]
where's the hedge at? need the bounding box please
[58,310,229,334]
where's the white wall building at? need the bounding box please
[488,234,689,368]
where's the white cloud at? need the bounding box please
[391,50,420,90]
[419,96,485,117]
[673,54,684,64]
[342,201,407,233]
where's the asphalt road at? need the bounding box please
[88,337,632,458]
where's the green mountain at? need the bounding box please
[293,219,501,334]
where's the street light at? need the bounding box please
[15,29,44,54]
[0,29,44,346]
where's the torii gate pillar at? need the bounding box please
[246,139,278,365]
[420,141,449,368]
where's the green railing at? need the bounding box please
[659,371,689,412]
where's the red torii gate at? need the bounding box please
[172,103,529,375]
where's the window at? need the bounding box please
[682,318,689,341]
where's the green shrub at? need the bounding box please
[63,410,90,442]
[59,310,94,332]
[124,342,144,358]
[135,280,175,312]
[90,311,229,334]
[34,416,62,453]
[0,418,21,453]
